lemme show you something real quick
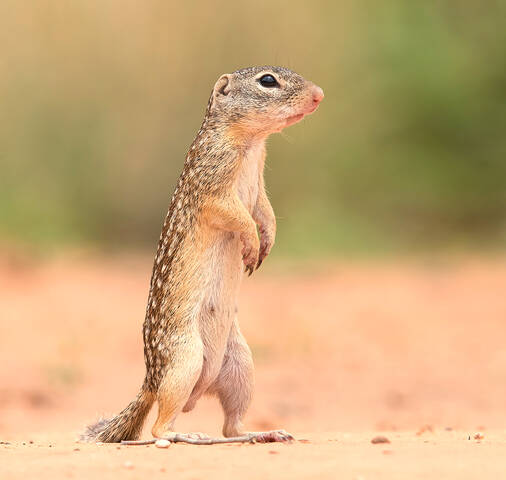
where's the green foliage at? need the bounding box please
[1,1,505,256]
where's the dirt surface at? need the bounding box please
[1,253,506,478]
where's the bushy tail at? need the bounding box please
[81,388,155,443]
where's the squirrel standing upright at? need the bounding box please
[83,66,324,444]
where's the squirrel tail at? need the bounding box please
[81,387,155,443]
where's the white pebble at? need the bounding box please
[155,439,171,448]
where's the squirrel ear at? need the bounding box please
[213,74,232,97]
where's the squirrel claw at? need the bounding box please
[256,258,263,270]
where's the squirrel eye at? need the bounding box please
[258,74,279,88]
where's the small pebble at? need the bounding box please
[124,461,134,469]
[474,432,484,440]
[371,436,390,444]
[96,442,104,446]
[416,425,433,436]
[73,448,80,451]
[268,450,279,455]
[155,439,171,449]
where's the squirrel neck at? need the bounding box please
[192,113,268,158]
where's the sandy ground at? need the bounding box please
[1,253,506,478]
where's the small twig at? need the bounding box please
[120,430,294,446]
[121,439,157,446]
[121,434,256,446]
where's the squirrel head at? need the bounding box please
[207,66,324,138]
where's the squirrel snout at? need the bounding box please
[311,85,324,104]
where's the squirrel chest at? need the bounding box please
[234,141,263,213]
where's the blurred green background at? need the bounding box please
[1,0,505,258]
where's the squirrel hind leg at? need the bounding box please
[207,322,254,438]
[152,339,204,438]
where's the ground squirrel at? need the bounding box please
[83,66,324,444]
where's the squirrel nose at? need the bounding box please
[312,85,324,104]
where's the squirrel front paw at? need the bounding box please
[240,232,259,276]
[256,225,275,269]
